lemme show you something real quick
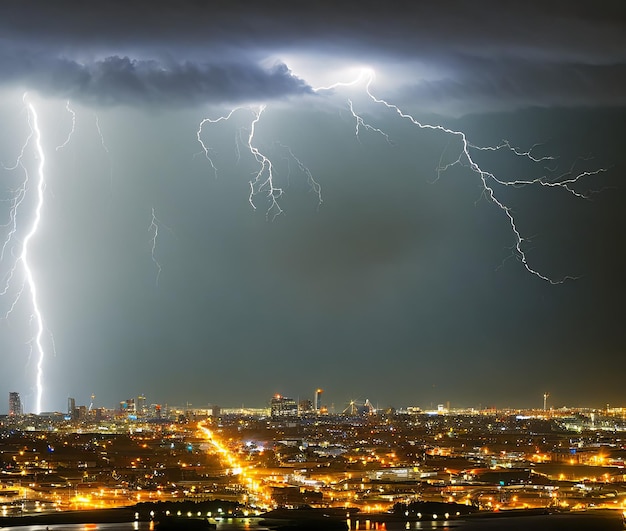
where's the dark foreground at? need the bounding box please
[0,508,624,530]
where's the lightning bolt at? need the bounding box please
[94,114,110,154]
[196,107,242,178]
[148,207,162,286]
[468,140,557,163]
[246,105,284,219]
[1,94,49,413]
[347,99,392,144]
[195,68,600,281]
[197,106,321,219]
[93,113,116,225]
[274,142,322,208]
[56,100,76,151]
[317,69,603,284]
[479,159,607,200]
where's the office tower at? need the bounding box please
[137,394,146,417]
[314,388,324,412]
[68,397,76,419]
[8,392,22,416]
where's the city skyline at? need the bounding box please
[4,387,623,417]
[0,1,624,412]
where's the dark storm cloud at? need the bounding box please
[0,51,311,106]
[3,0,624,61]
[393,57,626,114]
[1,0,625,109]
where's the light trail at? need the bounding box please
[0,95,49,413]
[197,420,273,508]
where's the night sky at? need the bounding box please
[1,1,625,413]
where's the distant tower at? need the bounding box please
[543,392,549,411]
[137,394,146,417]
[67,397,76,419]
[8,392,22,416]
[314,389,324,412]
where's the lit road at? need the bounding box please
[197,421,273,510]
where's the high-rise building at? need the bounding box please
[68,397,76,419]
[120,398,136,416]
[314,389,324,412]
[8,392,22,416]
[137,394,146,417]
[270,394,298,417]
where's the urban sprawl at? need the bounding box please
[2,390,626,524]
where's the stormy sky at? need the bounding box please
[0,1,625,413]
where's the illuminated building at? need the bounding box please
[137,394,146,417]
[299,399,313,412]
[270,394,298,417]
[120,398,136,417]
[67,396,76,419]
[314,388,323,412]
[8,391,22,416]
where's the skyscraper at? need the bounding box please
[8,392,22,416]
[137,394,146,417]
[68,397,76,420]
[314,389,323,412]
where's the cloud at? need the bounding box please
[0,1,624,110]
[389,57,626,115]
[0,51,312,106]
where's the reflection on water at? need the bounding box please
[1,512,624,531]
[0,524,144,531]
[0,520,258,531]
[348,519,457,530]
[0,520,458,531]
[0,522,460,531]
